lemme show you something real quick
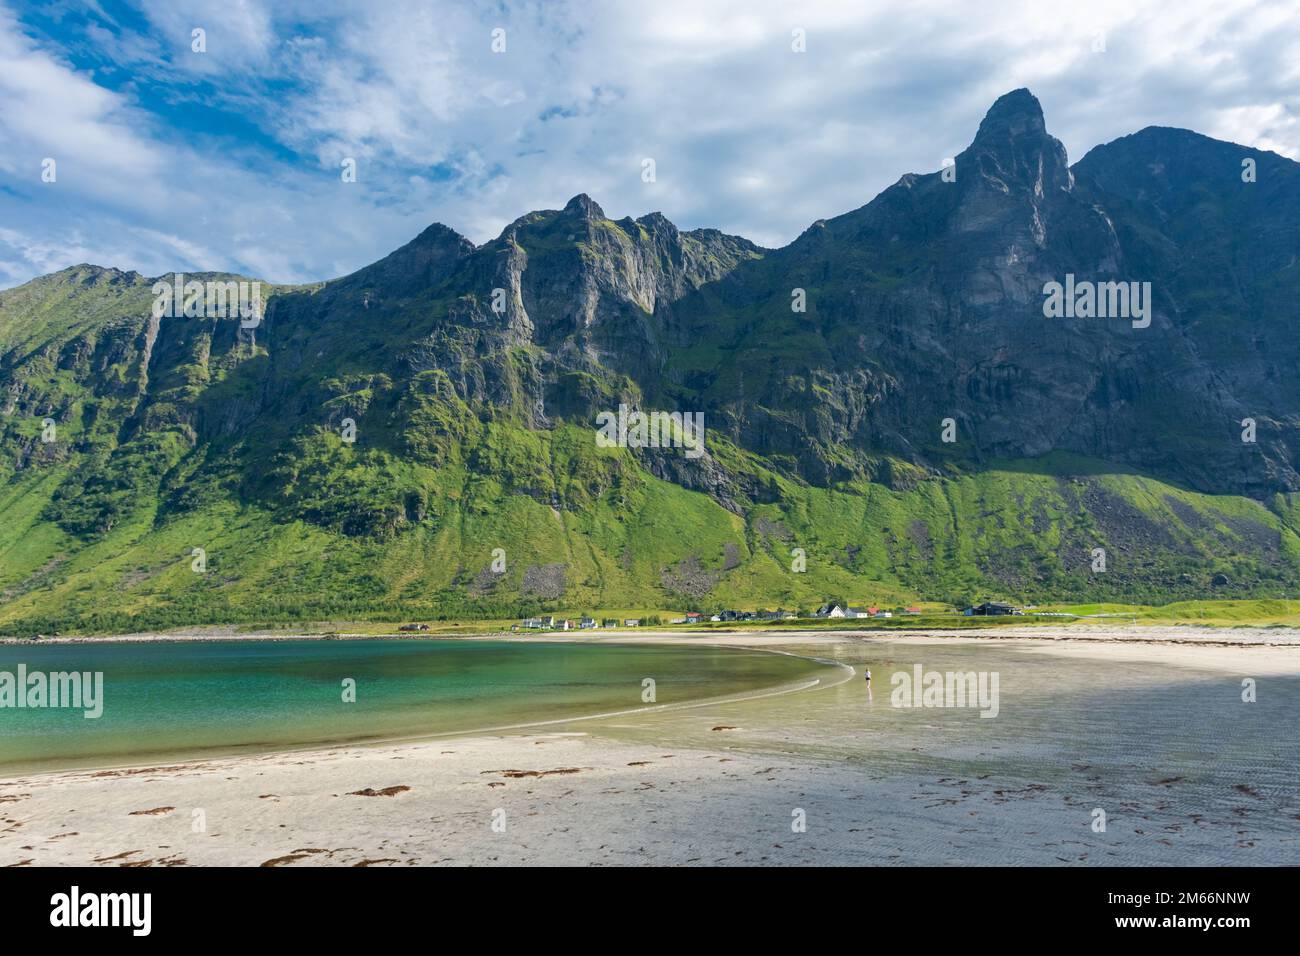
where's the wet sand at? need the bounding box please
[2,628,1297,866]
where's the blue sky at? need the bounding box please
[1,0,1297,288]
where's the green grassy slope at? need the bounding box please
[2,417,1297,633]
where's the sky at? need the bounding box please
[1,0,1298,289]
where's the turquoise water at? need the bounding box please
[0,639,827,773]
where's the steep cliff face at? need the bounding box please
[3,90,1300,631]
[654,90,1300,497]
[1072,125,1300,495]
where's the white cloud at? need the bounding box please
[1207,103,1299,159]
[1,0,1298,288]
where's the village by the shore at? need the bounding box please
[480,601,1024,634]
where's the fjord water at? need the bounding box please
[0,639,828,773]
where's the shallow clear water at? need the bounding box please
[0,638,829,773]
[602,639,1299,785]
[589,638,1300,863]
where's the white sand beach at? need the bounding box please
[2,627,1298,866]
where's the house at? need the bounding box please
[876,611,893,619]
[778,609,798,620]
[398,623,430,632]
[815,603,847,618]
[845,607,871,619]
[579,616,597,629]
[540,616,557,628]
[602,618,618,628]
[669,618,687,625]
[685,611,704,623]
[904,606,923,615]
[717,610,741,622]
[521,617,545,629]
[623,618,641,627]
[963,602,1022,616]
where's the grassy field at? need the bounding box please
[9,600,1297,640]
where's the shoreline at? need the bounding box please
[6,622,1300,648]
[9,627,1297,783]
[2,628,1296,866]
[1,646,855,781]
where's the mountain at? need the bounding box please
[3,89,1300,634]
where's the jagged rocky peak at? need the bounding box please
[372,221,475,269]
[409,220,475,249]
[634,210,678,234]
[494,194,611,246]
[974,88,1048,141]
[331,220,475,299]
[48,263,145,288]
[961,88,1073,194]
[562,193,607,220]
